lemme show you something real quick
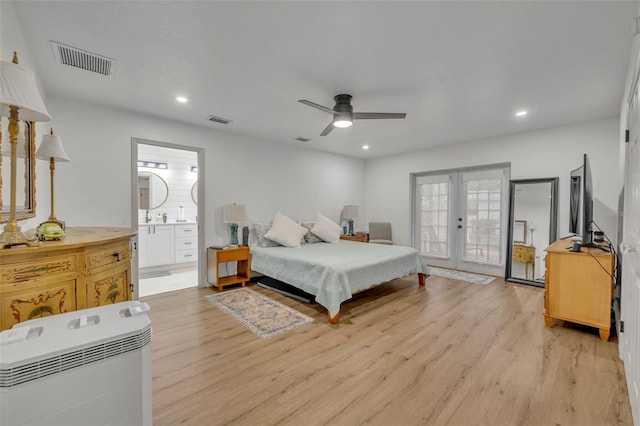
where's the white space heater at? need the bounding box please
[0,301,152,426]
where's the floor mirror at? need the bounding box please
[505,177,558,287]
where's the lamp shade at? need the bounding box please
[36,133,70,162]
[0,59,51,122]
[343,205,358,219]
[223,203,246,224]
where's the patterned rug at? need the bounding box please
[205,288,313,339]
[428,266,496,285]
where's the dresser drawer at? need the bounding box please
[1,255,77,286]
[175,249,198,263]
[86,241,131,271]
[175,224,197,237]
[175,239,197,250]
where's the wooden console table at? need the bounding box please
[0,227,134,331]
[512,244,535,279]
[544,239,613,341]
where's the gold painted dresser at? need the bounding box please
[0,227,134,331]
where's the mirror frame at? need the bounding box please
[1,120,36,223]
[137,171,169,210]
[505,177,559,287]
[191,181,197,205]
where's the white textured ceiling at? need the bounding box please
[10,1,639,159]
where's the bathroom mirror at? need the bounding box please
[505,177,558,287]
[191,181,198,205]
[138,171,168,210]
[1,120,36,223]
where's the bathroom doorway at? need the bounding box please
[131,137,204,298]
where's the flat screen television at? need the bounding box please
[569,165,582,234]
[570,153,599,249]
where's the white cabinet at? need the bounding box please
[174,224,198,264]
[138,224,175,268]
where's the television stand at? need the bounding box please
[544,239,613,341]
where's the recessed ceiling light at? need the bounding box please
[515,110,528,117]
[176,96,188,103]
[362,145,370,150]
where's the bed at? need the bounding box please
[250,240,428,323]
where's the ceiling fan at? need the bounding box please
[298,94,406,136]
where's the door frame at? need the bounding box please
[130,137,205,299]
[410,162,511,276]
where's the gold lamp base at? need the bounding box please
[0,224,40,249]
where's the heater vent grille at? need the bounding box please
[206,115,233,125]
[51,41,115,76]
[0,327,151,388]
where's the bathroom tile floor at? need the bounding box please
[139,266,198,297]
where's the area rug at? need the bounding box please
[205,288,313,340]
[428,266,496,285]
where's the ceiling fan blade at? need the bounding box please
[298,100,334,115]
[319,121,335,136]
[352,112,406,120]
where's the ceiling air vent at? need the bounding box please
[295,137,311,142]
[205,115,233,125]
[51,41,115,76]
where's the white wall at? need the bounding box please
[366,117,620,246]
[43,95,366,247]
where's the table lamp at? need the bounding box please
[36,128,70,234]
[343,205,358,236]
[223,203,245,246]
[0,52,51,248]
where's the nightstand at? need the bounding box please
[206,246,251,291]
[340,232,369,243]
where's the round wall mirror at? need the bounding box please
[191,181,198,205]
[138,171,168,210]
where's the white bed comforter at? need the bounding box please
[250,240,428,318]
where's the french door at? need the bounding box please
[414,165,509,276]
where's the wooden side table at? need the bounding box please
[512,244,535,279]
[340,232,369,243]
[206,246,251,291]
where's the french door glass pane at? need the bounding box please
[464,177,502,264]
[419,181,449,257]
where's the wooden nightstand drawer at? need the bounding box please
[217,247,249,263]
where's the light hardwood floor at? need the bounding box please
[142,275,632,426]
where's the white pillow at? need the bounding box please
[264,212,308,248]
[311,213,341,243]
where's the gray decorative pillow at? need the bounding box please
[253,223,280,247]
[300,221,323,244]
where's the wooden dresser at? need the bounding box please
[544,239,613,341]
[0,227,134,331]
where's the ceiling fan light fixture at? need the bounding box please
[333,119,352,128]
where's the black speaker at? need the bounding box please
[242,226,249,246]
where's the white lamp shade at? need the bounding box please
[0,60,51,122]
[223,203,246,224]
[36,134,70,162]
[343,205,358,219]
